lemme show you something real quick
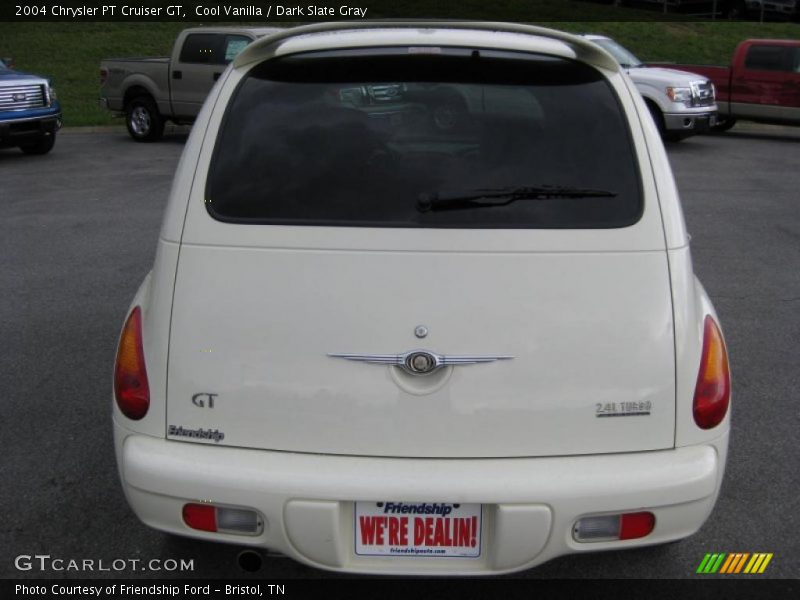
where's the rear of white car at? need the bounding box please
[112,22,731,575]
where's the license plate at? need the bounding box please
[354,501,482,558]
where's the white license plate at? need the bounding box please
[354,501,482,558]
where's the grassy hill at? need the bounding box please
[1,3,797,126]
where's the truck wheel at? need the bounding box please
[125,95,164,142]
[646,101,668,139]
[20,133,56,155]
[645,101,687,143]
[712,117,737,133]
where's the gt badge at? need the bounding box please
[192,393,217,408]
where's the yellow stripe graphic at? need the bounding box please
[753,554,767,573]
[743,554,760,574]
[734,553,750,573]
[758,554,773,574]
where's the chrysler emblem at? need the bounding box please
[406,351,436,374]
[328,349,514,376]
[12,93,26,102]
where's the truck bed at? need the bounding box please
[100,56,171,115]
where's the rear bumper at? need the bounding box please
[99,96,124,114]
[663,111,716,133]
[0,113,61,148]
[114,419,728,575]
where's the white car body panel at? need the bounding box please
[115,420,727,574]
[167,247,676,457]
[112,22,730,575]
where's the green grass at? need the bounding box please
[1,4,798,126]
[1,22,190,126]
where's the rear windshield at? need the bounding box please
[206,48,642,228]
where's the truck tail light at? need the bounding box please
[693,316,730,429]
[114,306,150,420]
[100,67,108,86]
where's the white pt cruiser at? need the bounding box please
[113,22,731,575]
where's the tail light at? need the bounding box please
[619,512,656,540]
[114,307,150,420]
[183,503,263,535]
[182,504,217,532]
[693,316,731,429]
[574,511,656,542]
[100,67,108,86]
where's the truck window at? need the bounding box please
[224,36,251,63]
[744,45,795,72]
[179,34,219,64]
[206,48,642,229]
[180,34,251,65]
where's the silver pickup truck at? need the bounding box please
[582,35,717,141]
[100,27,280,141]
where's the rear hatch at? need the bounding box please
[166,46,675,458]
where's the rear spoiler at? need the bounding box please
[233,20,620,72]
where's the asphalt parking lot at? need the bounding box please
[1,126,798,579]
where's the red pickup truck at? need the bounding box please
[662,39,800,131]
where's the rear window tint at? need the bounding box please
[206,48,642,228]
[179,34,220,64]
[744,45,795,72]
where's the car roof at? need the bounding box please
[233,21,620,72]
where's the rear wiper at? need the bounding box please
[417,185,617,213]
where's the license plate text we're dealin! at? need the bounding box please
[355,502,481,557]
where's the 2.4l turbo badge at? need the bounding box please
[595,401,652,417]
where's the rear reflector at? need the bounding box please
[574,511,655,542]
[182,503,216,532]
[619,512,656,540]
[114,307,150,420]
[693,316,731,429]
[183,503,263,535]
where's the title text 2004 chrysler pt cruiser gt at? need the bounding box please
[112,22,731,575]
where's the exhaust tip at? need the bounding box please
[237,549,263,573]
